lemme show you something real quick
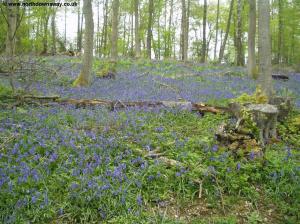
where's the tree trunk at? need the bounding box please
[96,1,100,56]
[100,0,109,57]
[147,0,154,59]
[42,15,50,54]
[214,0,220,60]
[167,0,174,58]
[219,0,234,63]
[201,0,207,63]
[134,0,141,57]
[258,0,273,98]
[77,0,81,52]
[180,0,186,61]
[51,10,56,55]
[6,1,17,56]
[277,0,283,64]
[111,0,119,61]
[74,0,94,87]
[157,4,161,60]
[64,7,67,48]
[184,0,190,61]
[236,0,244,66]
[247,0,256,78]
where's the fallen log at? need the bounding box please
[1,94,227,114]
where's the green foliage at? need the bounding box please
[95,61,117,78]
[278,112,300,148]
[0,84,12,97]
[231,87,268,105]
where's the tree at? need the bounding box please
[100,0,109,57]
[77,0,83,52]
[41,10,50,54]
[74,0,94,87]
[51,8,57,55]
[5,0,17,57]
[236,0,244,66]
[258,0,273,98]
[214,0,220,60]
[219,0,234,63]
[147,0,154,59]
[277,0,283,64]
[247,0,256,77]
[201,0,207,63]
[111,0,120,61]
[134,0,141,57]
[180,0,187,61]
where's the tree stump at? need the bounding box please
[245,104,278,145]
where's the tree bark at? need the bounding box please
[6,1,17,56]
[214,0,220,61]
[219,0,234,63]
[77,0,81,52]
[42,14,50,54]
[167,0,174,58]
[258,0,273,98]
[74,0,94,87]
[201,0,207,63]
[134,0,141,57]
[147,0,154,59]
[100,0,109,57]
[236,0,244,66]
[180,0,187,61]
[51,9,56,55]
[64,6,67,48]
[247,0,256,78]
[277,0,283,64]
[111,0,120,61]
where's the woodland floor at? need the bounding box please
[0,57,299,223]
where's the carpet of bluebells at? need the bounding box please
[0,57,299,223]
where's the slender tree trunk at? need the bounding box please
[6,2,17,56]
[201,0,207,63]
[214,0,220,60]
[42,15,50,54]
[180,0,186,61]
[248,0,256,77]
[219,0,234,63]
[6,0,18,92]
[134,0,141,57]
[157,5,161,60]
[79,11,83,51]
[258,0,273,98]
[111,0,120,61]
[131,9,134,55]
[74,0,94,87]
[277,0,283,64]
[168,0,174,58]
[51,10,56,55]
[147,0,154,59]
[97,1,100,56]
[163,0,167,58]
[184,0,190,60]
[64,7,67,48]
[100,0,108,57]
[236,0,244,66]
[123,14,127,55]
[77,0,81,51]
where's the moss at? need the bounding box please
[73,73,89,87]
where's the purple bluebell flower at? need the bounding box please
[236,163,241,171]
[137,195,143,206]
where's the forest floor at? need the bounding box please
[0,56,299,223]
